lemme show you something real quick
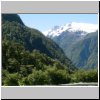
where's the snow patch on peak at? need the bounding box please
[43,22,98,37]
[67,22,98,33]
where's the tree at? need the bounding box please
[28,70,50,85]
[71,69,98,83]
[47,67,71,85]
[3,73,20,86]
[7,58,20,73]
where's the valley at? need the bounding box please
[43,22,98,69]
[2,14,98,86]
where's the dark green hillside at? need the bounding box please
[2,14,74,69]
[2,14,24,25]
[2,41,71,85]
[2,14,98,86]
[2,40,98,85]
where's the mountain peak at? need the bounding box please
[66,22,98,33]
[2,14,24,25]
[43,22,98,37]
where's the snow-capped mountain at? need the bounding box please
[43,22,98,69]
[43,22,98,38]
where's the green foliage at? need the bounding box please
[7,58,20,73]
[2,14,75,70]
[28,70,50,85]
[85,69,98,82]
[71,69,98,83]
[47,67,71,85]
[2,14,24,25]
[19,65,33,77]
[2,14,98,86]
[3,73,20,86]
[2,40,72,85]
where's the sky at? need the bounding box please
[19,14,98,32]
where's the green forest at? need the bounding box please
[2,14,98,86]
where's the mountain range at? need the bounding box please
[44,22,98,37]
[2,14,98,86]
[43,22,98,69]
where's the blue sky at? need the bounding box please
[19,14,98,32]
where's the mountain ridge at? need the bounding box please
[2,14,24,25]
[2,14,75,70]
[43,22,98,69]
[2,14,98,86]
[43,22,98,38]
[66,31,98,69]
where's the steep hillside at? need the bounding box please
[2,14,24,25]
[2,14,74,70]
[2,14,98,86]
[43,23,98,69]
[53,30,83,52]
[66,31,98,69]
[2,40,98,85]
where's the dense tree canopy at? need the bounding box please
[2,14,98,86]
